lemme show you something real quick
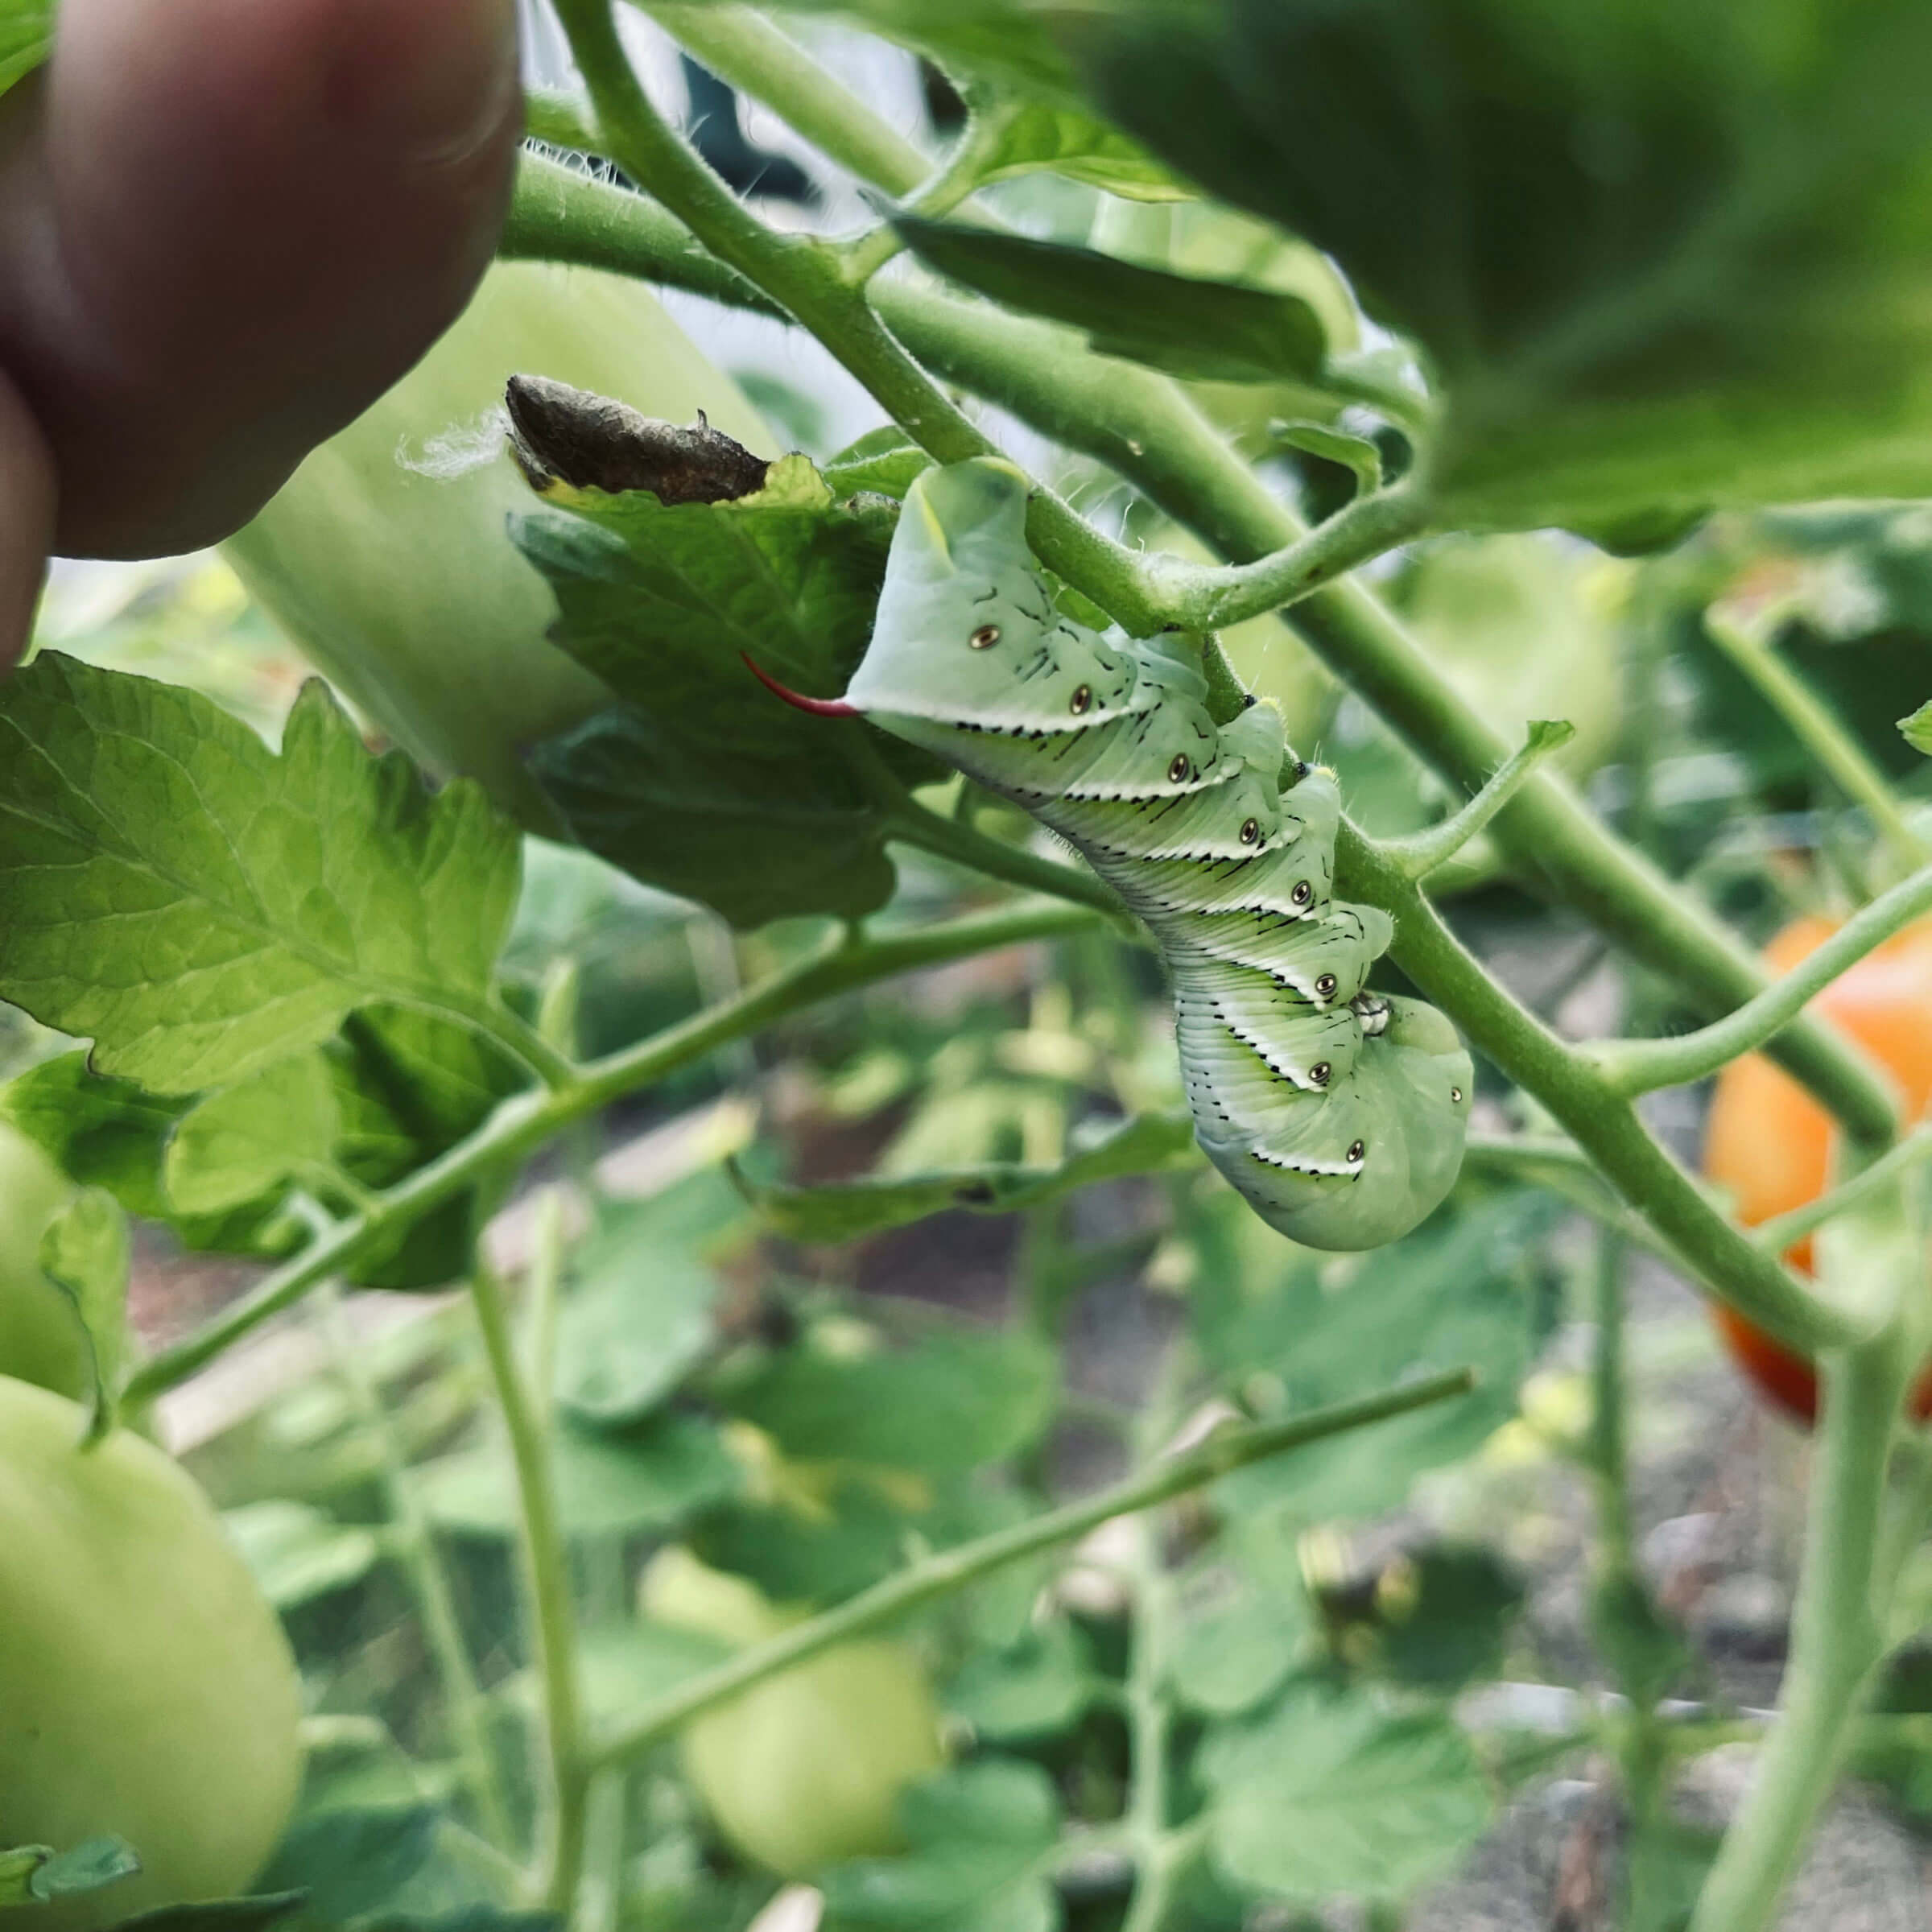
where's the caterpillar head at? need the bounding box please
[842,460,1141,749]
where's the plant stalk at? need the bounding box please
[1600,861,1932,1096]
[1686,1339,1909,1931]
[585,1367,1478,1770]
[470,1214,588,1914]
[318,1284,514,1849]
[122,898,1098,1403]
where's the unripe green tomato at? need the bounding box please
[0,1379,304,1928]
[641,1548,946,1879]
[0,1121,86,1400]
[223,262,773,832]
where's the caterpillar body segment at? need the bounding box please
[822,460,1472,1249]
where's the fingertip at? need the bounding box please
[8,0,523,555]
[0,367,55,669]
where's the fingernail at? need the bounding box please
[329,0,521,162]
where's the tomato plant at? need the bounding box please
[4,4,1932,1931]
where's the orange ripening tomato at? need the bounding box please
[1703,915,1932,1425]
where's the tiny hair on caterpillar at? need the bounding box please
[752,458,1472,1250]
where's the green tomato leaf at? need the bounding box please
[1072,0,1932,530]
[576,1619,733,1720]
[674,0,1076,99]
[0,1010,523,1289]
[0,657,520,1093]
[1168,1575,1308,1718]
[1198,1678,1491,1905]
[733,1111,1196,1243]
[894,217,1327,386]
[821,427,932,502]
[819,1760,1063,1932]
[1590,1569,1690,1712]
[324,1006,529,1291]
[973,101,1187,200]
[163,1051,340,1216]
[946,1620,1101,1743]
[38,1187,129,1443]
[721,1325,1058,1475]
[518,452,942,928]
[1272,420,1384,494]
[691,1472,919,1605]
[415,1412,737,1539]
[2,1052,190,1224]
[0,0,51,98]
[1901,700,1932,757]
[102,1896,308,1932]
[553,1174,740,1425]
[222,1500,384,1611]
[0,1837,141,1907]
[1192,1191,1554,1523]
[257,1807,440,1925]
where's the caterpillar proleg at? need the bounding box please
[761,458,1472,1249]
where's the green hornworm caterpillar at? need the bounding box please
[754,459,1472,1249]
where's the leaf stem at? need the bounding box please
[1596,861,1932,1096]
[1141,483,1430,631]
[1462,1135,1686,1270]
[1704,605,1930,883]
[1382,720,1577,882]
[473,999,582,1092]
[1119,1373,1187,1932]
[121,899,1098,1403]
[886,800,1130,928]
[584,1366,1477,1770]
[1757,1123,1932,1261]
[638,3,929,196]
[549,0,1168,635]
[470,1213,588,1914]
[1687,1332,1914,1931]
[1336,822,1862,1355]
[838,99,1026,287]
[317,1283,514,1850]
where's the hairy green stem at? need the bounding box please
[1599,862,1932,1096]
[1704,609,1930,883]
[121,899,1096,1402]
[585,1366,1477,1769]
[497,153,1899,1150]
[887,800,1130,927]
[471,1225,588,1913]
[550,0,1169,635]
[1142,482,1431,631]
[1382,720,1576,882]
[1336,824,1859,1353]
[1687,1335,1913,1931]
[1463,1134,1685,1267]
[525,88,601,154]
[1119,1376,1184,1932]
[319,1285,513,1848]
[840,100,1028,285]
[640,3,929,196]
[1583,1236,1670,1839]
[1753,1125,1932,1259]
